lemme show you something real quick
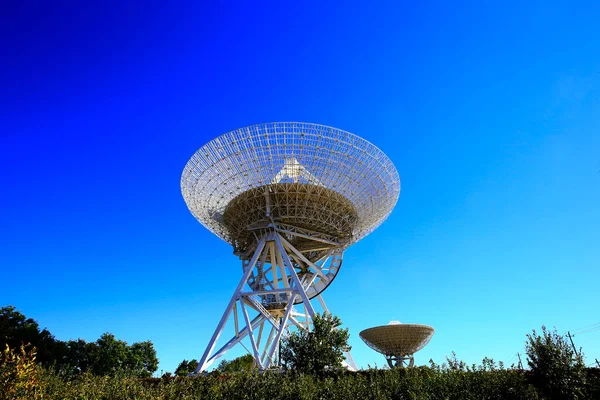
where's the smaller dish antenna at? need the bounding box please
[360,322,434,368]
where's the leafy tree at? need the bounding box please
[526,325,586,399]
[174,359,198,376]
[280,313,350,375]
[89,333,129,376]
[62,339,96,375]
[217,354,254,373]
[127,340,158,378]
[0,305,67,369]
[0,306,158,378]
[87,333,158,377]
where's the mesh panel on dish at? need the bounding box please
[181,122,400,252]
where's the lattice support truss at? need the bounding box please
[195,225,357,373]
[386,355,415,369]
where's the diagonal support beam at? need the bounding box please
[240,300,263,369]
[278,235,330,281]
[203,314,265,370]
[195,236,267,373]
[274,233,316,317]
[263,293,298,369]
[194,228,355,374]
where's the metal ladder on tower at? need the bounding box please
[244,295,289,337]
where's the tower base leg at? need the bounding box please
[194,230,356,373]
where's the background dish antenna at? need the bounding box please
[360,322,435,368]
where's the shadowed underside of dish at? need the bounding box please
[222,183,359,253]
[181,122,400,253]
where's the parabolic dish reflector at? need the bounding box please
[181,122,400,252]
[360,323,435,357]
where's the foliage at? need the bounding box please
[89,333,131,376]
[175,359,198,376]
[2,306,597,399]
[60,338,96,375]
[12,347,600,399]
[216,354,254,373]
[0,344,46,400]
[585,368,600,399]
[423,356,539,400]
[0,306,63,368]
[175,354,254,376]
[280,312,350,375]
[128,340,159,377]
[525,326,586,399]
[85,333,159,377]
[34,362,550,400]
[1,305,158,378]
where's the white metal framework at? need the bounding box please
[181,122,400,373]
[181,122,400,251]
[359,322,435,368]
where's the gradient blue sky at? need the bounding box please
[2,1,599,373]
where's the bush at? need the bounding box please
[16,362,544,399]
[2,313,597,399]
[526,326,586,399]
[0,344,46,400]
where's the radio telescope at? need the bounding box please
[360,321,435,368]
[181,122,400,372]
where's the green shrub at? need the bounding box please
[280,313,350,376]
[12,346,600,399]
[0,344,46,400]
[526,326,586,399]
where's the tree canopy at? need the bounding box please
[175,354,255,376]
[0,305,158,377]
[280,313,350,375]
[217,354,254,373]
[0,305,63,367]
[174,359,198,376]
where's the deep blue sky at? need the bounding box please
[2,1,599,373]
